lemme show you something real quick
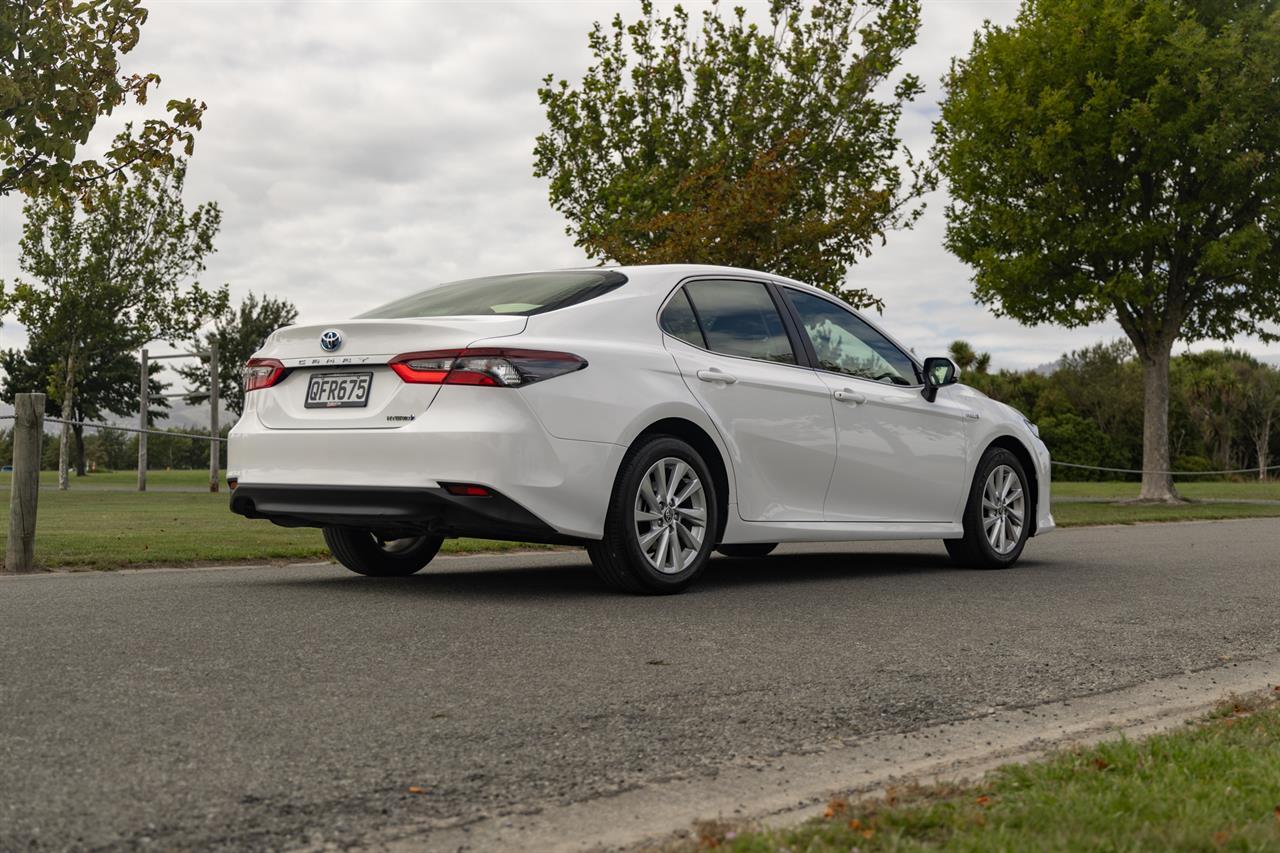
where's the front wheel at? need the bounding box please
[945,448,1031,570]
[323,528,444,576]
[588,436,718,594]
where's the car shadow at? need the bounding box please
[254,546,1044,601]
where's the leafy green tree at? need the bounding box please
[1242,363,1280,480]
[535,0,933,308]
[947,340,976,370]
[177,292,298,417]
[1037,413,1109,480]
[1182,350,1257,471]
[948,339,991,374]
[0,327,170,475]
[1052,340,1143,468]
[2,157,226,489]
[1,1,205,198]
[84,426,133,472]
[934,0,1280,501]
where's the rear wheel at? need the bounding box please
[944,447,1030,570]
[716,543,777,558]
[323,528,444,577]
[588,436,718,594]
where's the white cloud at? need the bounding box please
[2,0,1276,373]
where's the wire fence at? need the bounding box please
[1050,460,1280,476]
[0,414,226,442]
[2,413,1276,475]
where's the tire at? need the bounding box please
[944,447,1031,570]
[323,528,444,577]
[588,435,719,594]
[716,543,777,558]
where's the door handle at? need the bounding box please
[696,368,737,385]
[833,389,866,405]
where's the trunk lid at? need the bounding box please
[253,317,526,429]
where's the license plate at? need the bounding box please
[304,372,373,408]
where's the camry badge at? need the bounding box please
[319,329,343,352]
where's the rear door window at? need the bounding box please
[683,280,796,364]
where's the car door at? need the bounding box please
[779,287,970,523]
[660,279,837,522]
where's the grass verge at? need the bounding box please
[4,471,1278,569]
[1052,480,1280,501]
[0,486,550,570]
[686,694,1280,852]
[1053,501,1280,527]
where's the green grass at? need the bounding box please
[1053,501,1280,527]
[690,696,1280,852]
[0,475,549,570]
[5,470,1278,569]
[1054,479,1280,501]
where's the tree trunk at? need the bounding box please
[57,358,76,491]
[1138,346,1179,502]
[73,424,86,477]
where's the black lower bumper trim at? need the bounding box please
[230,484,587,546]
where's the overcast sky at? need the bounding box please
[2,0,1276,372]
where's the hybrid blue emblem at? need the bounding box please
[319,329,343,352]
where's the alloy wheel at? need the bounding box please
[633,456,707,574]
[982,464,1025,554]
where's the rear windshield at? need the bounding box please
[356,270,627,318]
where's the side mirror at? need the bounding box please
[921,356,957,403]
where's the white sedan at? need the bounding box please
[229,265,1053,593]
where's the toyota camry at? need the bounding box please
[228,265,1053,593]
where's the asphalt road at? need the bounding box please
[2,518,1278,850]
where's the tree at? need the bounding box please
[1242,362,1280,480]
[1,1,205,198]
[947,340,976,370]
[0,327,170,475]
[535,0,933,308]
[178,292,298,416]
[2,157,226,489]
[1181,350,1254,471]
[948,339,991,374]
[933,0,1280,501]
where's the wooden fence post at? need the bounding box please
[138,348,148,492]
[5,393,45,573]
[209,343,220,493]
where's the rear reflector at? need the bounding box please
[390,348,586,387]
[443,483,493,497]
[243,358,286,392]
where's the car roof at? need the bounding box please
[551,263,826,295]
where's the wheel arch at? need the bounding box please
[631,417,732,544]
[981,434,1039,535]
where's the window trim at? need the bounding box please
[776,285,925,388]
[655,275,810,370]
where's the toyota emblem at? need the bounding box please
[319,329,343,352]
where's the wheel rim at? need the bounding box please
[634,456,707,574]
[373,534,425,555]
[982,464,1025,555]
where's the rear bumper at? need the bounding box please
[227,384,626,539]
[229,484,588,545]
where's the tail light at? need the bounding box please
[389,348,586,387]
[243,358,286,392]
